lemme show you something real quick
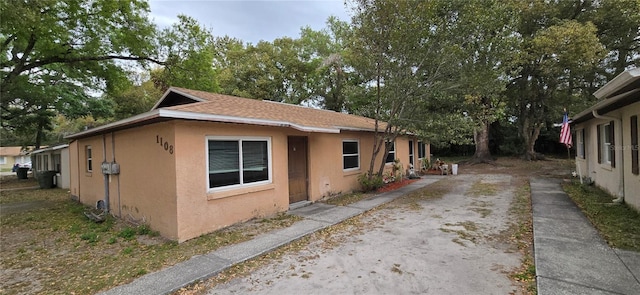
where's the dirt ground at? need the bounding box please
[197,158,571,295]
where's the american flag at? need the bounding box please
[560,112,572,148]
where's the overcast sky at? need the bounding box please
[148,0,352,44]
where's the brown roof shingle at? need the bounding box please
[167,87,385,132]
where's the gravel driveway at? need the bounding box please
[205,174,524,295]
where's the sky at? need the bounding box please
[148,0,353,44]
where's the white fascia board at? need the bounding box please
[158,109,340,133]
[65,110,161,139]
[573,88,640,122]
[594,68,640,99]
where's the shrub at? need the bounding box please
[358,172,384,192]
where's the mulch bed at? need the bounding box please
[376,178,419,193]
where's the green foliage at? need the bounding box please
[357,172,384,192]
[1,0,160,147]
[118,227,137,240]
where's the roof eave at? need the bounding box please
[65,110,161,140]
[593,68,640,99]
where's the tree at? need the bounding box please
[510,17,604,160]
[151,15,219,92]
[450,0,519,164]
[1,0,160,147]
[349,0,464,176]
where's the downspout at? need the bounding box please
[102,134,110,212]
[592,110,624,203]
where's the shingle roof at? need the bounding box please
[167,87,385,132]
[66,87,388,139]
[0,146,31,156]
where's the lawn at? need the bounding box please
[0,186,301,295]
[563,181,640,251]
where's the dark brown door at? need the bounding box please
[288,136,308,203]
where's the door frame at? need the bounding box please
[287,136,309,203]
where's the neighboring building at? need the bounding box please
[66,87,430,242]
[0,146,32,171]
[30,144,70,189]
[572,68,640,211]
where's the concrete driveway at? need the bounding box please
[206,174,524,294]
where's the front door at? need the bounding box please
[288,136,308,203]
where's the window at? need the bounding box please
[342,140,360,170]
[53,154,61,172]
[418,141,426,159]
[632,115,638,175]
[385,141,395,163]
[207,137,271,190]
[598,123,614,166]
[86,146,93,172]
[577,129,585,159]
[43,155,49,171]
[409,140,414,166]
[0,156,5,164]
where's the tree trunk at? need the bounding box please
[469,122,493,164]
[522,124,544,161]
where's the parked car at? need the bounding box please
[18,162,32,169]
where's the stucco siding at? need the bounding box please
[173,121,290,242]
[622,102,640,210]
[575,101,640,211]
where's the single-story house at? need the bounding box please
[30,144,70,189]
[0,146,32,170]
[572,68,639,211]
[66,87,430,242]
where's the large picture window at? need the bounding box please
[385,141,395,163]
[207,137,271,190]
[342,140,359,170]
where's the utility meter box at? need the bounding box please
[101,162,121,175]
[110,162,120,174]
[101,162,112,174]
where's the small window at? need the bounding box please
[342,140,360,170]
[577,129,585,159]
[207,137,271,190]
[385,141,395,163]
[0,156,6,164]
[418,141,426,159]
[599,123,613,165]
[409,140,414,166]
[53,154,61,172]
[86,146,93,172]
[43,155,49,171]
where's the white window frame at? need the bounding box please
[342,139,360,171]
[601,123,611,164]
[409,140,414,167]
[0,156,6,164]
[385,140,396,164]
[577,129,585,159]
[206,136,272,192]
[86,145,93,172]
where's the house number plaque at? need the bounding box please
[156,135,174,154]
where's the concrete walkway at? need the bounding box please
[530,178,640,295]
[98,177,441,295]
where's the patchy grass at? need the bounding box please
[0,188,302,295]
[466,181,498,197]
[440,221,479,245]
[507,179,536,294]
[387,179,452,210]
[322,191,372,206]
[0,175,38,191]
[563,182,640,252]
